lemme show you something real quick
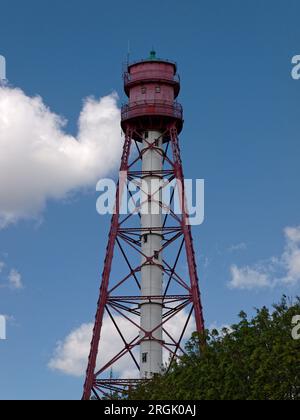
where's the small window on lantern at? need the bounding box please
[141,86,147,94]
[156,86,161,93]
[142,353,148,363]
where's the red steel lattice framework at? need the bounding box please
[82,53,205,400]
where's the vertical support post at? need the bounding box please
[82,127,133,400]
[169,125,205,334]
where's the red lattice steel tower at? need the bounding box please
[82,51,205,400]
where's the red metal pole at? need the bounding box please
[82,127,133,400]
[169,125,205,333]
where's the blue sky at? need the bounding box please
[0,0,300,400]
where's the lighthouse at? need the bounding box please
[83,51,204,400]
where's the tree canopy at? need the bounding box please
[129,297,300,400]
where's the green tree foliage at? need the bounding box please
[129,297,300,400]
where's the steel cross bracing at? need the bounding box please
[82,124,205,400]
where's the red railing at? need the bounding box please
[121,100,183,121]
[124,71,180,86]
[127,57,177,67]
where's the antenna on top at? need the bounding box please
[149,48,157,60]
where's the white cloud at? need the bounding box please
[163,309,195,343]
[49,310,195,378]
[49,315,140,378]
[229,265,272,290]
[49,322,94,377]
[281,226,300,285]
[0,86,122,228]
[228,226,300,290]
[8,269,23,290]
[285,226,300,243]
[228,242,247,252]
[0,261,5,273]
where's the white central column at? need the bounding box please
[140,130,163,379]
